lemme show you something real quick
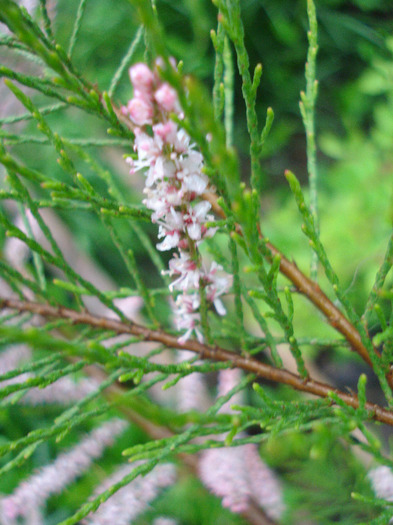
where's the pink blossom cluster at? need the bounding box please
[0,419,128,523]
[369,466,393,501]
[123,62,232,344]
[199,443,284,518]
[368,466,393,524]
[83,462,176,525]
[199,369,285,519]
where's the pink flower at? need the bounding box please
[153,121,178,143]
[199,446,251,513]
[199,370,285,519]
[83,462,176,525]
[244,445,285,520]
[0,420,127,520]
[143,184,183,222]
[175,350,210,413]
[369,466,393,501]
[125,60,233,343]
[127,98,154,126]
[199,444,285,518]
[217,368,244,408]
[153,518,178,525]
[129,63,155,91]
[154,83,180,113]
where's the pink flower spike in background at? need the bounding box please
[0,420,128,522]
[369,466,393,502]
[199,369,285,519]
[83,462,176,525]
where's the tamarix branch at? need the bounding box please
[0,0,393,523]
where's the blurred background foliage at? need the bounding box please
[2,0,393,523]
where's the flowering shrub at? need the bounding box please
[0,0,393,524]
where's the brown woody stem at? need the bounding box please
[204,193,393,388]
[1,296,393,426]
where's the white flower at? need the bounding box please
[183,201,213,241]
[156,231,181,251]
[173,293,203,344]
[164,252,202,291]
[156,208,184,251]
[172,127,192,153]
[176,152,204,180]
[182,172,209,195]
[145,156,176,188]
[205,263,233,316]
[131,131,161,173]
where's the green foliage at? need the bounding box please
[0,0,393,523]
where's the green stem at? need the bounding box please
[223,36,234,148]
[68,0,88,58]
[108,26,144,97]
[300,0,319,280]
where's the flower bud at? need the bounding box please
[129,63,155,90]
[127,97,154,126]
[154,83,179,113]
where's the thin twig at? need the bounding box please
[108,26,144,98]
[68,0,88,59]
[1,297,393,426]
[203,193,391,378]
[300,0,319,279]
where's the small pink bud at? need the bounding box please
[155,56,178,71]
[169,56,178,69]
[134,88,153,104]
[155,56,165,70]
[127,98,154,126]
[2,499,19,519]
[178,239,189,250]
[154,83,179,113]
[129,63,155,90]
[153,121,177,143]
